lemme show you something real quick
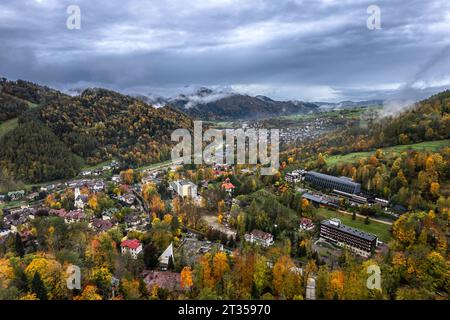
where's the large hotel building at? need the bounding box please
[320,218,377,257]
[305,171,361,194]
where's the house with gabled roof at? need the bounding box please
[244,229,274,247]
[121,238,143,259]
[159,242,174,270]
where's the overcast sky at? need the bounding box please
[1,0,450,102]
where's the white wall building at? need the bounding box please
[120,239,143,259]
[170,180,198,199]
[244,230,274,247]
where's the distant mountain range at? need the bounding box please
[313,99,384,110]
[135,87,386,121]
[135,87,318,121]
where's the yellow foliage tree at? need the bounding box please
[121,279,141,300]
[198,253,215,289]
[329,270,345,299]
[150,194,165,215]
[142,183,158,203]
[20,293,39,300]
[213,252,230,282]
[272,255,302,299]
[74,285,102,300]
[180,266,194,290]
[120,169,134,185]
[88,194,98,210]
[163,214,173,224]
[430,182,440,197]
[0,259,13,288]
[25,256,65,299]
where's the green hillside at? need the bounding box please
[0,118,18,139]
[326,139,450,165]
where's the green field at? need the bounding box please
[81,159,115,171]
[0,118,18,139]
[136,159,173,172]
[326,139,450,166]
[316,208,392,242]
[0,199,25,210]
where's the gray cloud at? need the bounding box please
[1,0,450,102]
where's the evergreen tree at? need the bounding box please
[31,272,48,300]
[167,256,174,270]
[143,242,159,269]
[14,233,25,257]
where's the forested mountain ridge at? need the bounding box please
[0,120,83,183]
[0,79,193,183]
[305,90,450,156]
[37,87,192,165]
[166,90,319,120]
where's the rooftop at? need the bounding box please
[248,229,273,240]
[306,171,360,187]
[321,219,377,241]
[143,271,181,292]
[121,239,141,249]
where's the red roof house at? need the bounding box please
[221,178,235,191]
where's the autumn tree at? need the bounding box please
[272,255,302,299]
[329,270,345,299]
[213,252,230,285]
[316,265,330,299]
[253,254,269,297]
[180,266,193,290]
[74,285,102,300]
[25,256,65,299]
[120,169,134,185]
[195,253,215,290]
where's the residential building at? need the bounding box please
[120,239,143,259]
[74,188,88,209]
[221,178,235,194]
[285,172,301,183]
[244,229,274,247]
[111,175,121,183]
[158,243,174,270]
[319,218,377,257]
[26,192,39,201]
[124,213,144,230]
[117,193,136,206]
[91,218,114,232]
[299,217,315,231]
[63,210,85,223]
[7,190,25,201]
[305,171,361,194]
[170,180,198,199]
